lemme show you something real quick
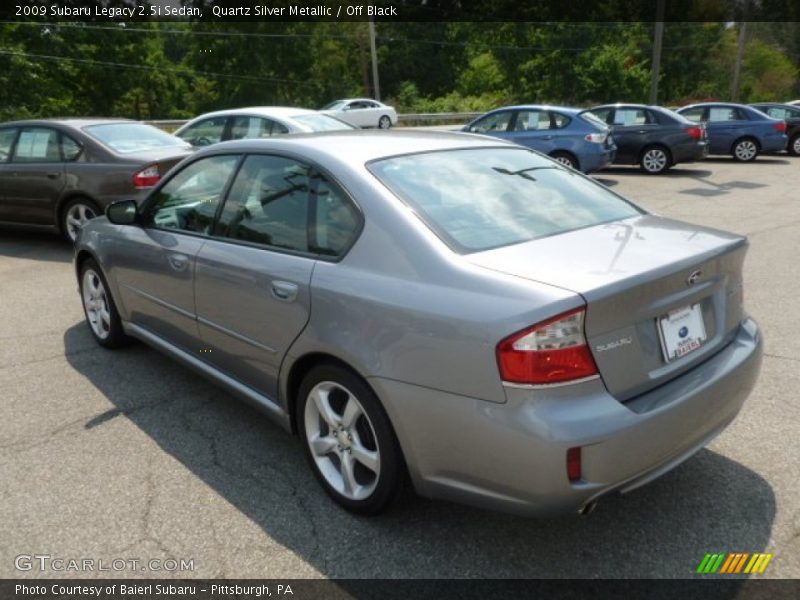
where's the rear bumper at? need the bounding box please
[372,318,762,516]
[673,141,709,164]
[580,145,616,174]
[760,134,788,153]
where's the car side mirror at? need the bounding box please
[106,199,139,225]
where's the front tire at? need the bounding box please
[297,363,403,515]
[79,259,130,349]
[732,138,759,162]
[789,133,800,156]
[62,197,100,242]
[378,115,392,129]
[639,145,671,174]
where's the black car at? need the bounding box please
[0,119,192,241]
[749,103,800,156]
[581,104,708,174]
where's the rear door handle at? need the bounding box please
[271,281,298,302]
[46,172,60,179]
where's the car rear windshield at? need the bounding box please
[369,147,643,254]
[83,123,189,154]
[291,113,356,131]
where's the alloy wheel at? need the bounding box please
[65,203,97,242]
[642,148,668,173]
[304,381,380,501]
[82,269,111,340]
[734,140,757,161]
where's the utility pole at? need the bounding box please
[649,0,665,105]
[731,21,747,101]
[368,19,380,101]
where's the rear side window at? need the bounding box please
[613,108,652,126]
[61,134,82,161]
[0,128,17,163]
[146,154,240,235]
[216,155,360,257]
[13,127,61,162]
[369,147,642,254]
[708,107,745,122]
[513,110,550,131]
[229,116,285,140]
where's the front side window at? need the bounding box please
[216,154,359,256]
[0,128,18,162]
[586,108,612,124]
[146,154,239,235]
[13,127,61,163]
[84,123,189,154]
[369,147,642,254]
[176,117,227,147]
[469,111,513,134]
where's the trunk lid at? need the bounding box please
[467,215,748,401]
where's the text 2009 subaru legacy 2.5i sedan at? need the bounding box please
[74,131,762,517]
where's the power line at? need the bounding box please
[0,49,316,87]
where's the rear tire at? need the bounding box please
[79,259,130,349]
[732,137,759,162]
[62,197,100,243]
[550,151,579,170]
[639,145,671,174]
[297,363,404,515]
[789,133,800,157]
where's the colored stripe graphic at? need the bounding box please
[699,553,773,575]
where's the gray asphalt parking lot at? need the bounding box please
[1,156,798,579]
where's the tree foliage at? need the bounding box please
[0,20,798,121]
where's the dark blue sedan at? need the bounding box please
[676,102,787,161]
[462,105,616,173]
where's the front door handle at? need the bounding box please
[167,253,189,271]
[271,281,298,302]
[46,172,60,179]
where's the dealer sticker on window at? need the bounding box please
[658,303,707,362]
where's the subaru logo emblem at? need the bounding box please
[679,326,689,338]
[687,269,702,286]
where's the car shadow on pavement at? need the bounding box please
[0,230,72,263]
[702,157,791,165]
[63,323,776,578]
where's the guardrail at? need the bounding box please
[146,112,480,132]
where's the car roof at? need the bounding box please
[0,118,136,129]
[187,106,320,120]
[488,105,582,116]
[334,98,380,103]
[194,130,513,164]
[680,102,748,108]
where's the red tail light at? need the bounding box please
[773,121,787,133]
[133,165,161,188]
[686,126,704,140]
[496,307,599,385]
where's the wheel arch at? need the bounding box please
[731,135,760,154]
[638,142,673,165]
[549,149,580,171]
[56,192,102,235]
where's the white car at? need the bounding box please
[788,100,800,107]
[321,99,398,129]
[174,107,355,147]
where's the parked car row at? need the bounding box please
[463,100,794,175]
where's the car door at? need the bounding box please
[112,154,241,351]
[505,109,556,154]
[706,106,746,153]
[1,126,67,226]
[611,106,659,163]
[0,127,19,222]
[194,153,361,400]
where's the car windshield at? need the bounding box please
[84,123,190,153]
[322,101,347,111]
[369,147,642,254]
[291,113,356,131]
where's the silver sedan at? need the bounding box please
[74,131,762,516]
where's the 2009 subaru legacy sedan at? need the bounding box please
[74,131,762,517]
